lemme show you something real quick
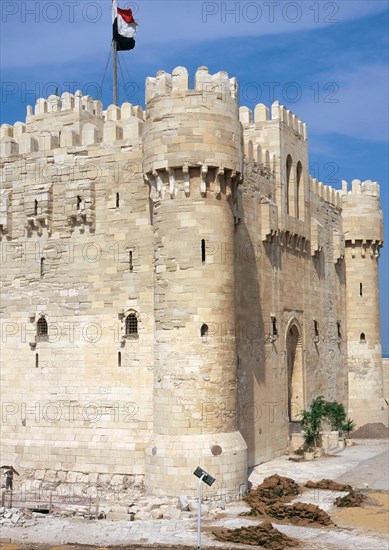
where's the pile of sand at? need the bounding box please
[351,422,389,439]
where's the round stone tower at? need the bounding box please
[143,66,247,496]
[342,179,387,427]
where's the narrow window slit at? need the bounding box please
[129,251,133,272]
[116,193,120,208]
[118,351,122,367]
[201,239,206,263]
[272,317,278,337]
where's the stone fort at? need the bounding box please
[0,66,386,498]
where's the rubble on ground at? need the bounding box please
[335,491,367,507]
[0,507,34,527]
[305,479,353,491]
[212,521,298,549]
[243,475,301,516]
[267,501,334,526]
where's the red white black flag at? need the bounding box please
[112,0,138,51]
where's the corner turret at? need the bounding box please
[341,179,387,426]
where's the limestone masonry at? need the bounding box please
[0,66,386,498]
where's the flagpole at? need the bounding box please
[113,39,118,106]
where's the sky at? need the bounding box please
[1,0,388,353]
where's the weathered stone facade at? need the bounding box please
[0,66,386,497]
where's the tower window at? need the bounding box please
[201,239,206,263]
[34,199,38,216]
[77,195,82,210]
[272,316,278,337]
[129,250,133,272]
[116,192,120,208]
[360,283,363,296]
[118,351,122,367]
[40,257,45,278]
[37,317,48,341]
[125,313,138,336]
[35,353,39,368]
[314,320,319,337]
[360,333,366,342]
[201,323,209,338]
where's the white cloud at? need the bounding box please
[1,0,387,68]
[296,64,389,142]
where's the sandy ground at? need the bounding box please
[0,439,388,549]
[332,492,389,534]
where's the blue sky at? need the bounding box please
[1,0,388,353]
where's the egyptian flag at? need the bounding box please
[112,0,138,51]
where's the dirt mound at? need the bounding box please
[266,501,334,526]
[335,491,366,507]
[351,422,389,439]
[305,479,352,491]
[244,475,300,515]
[212,521,298,549]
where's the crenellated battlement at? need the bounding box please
[145,66,238,104]
[309,176,342,209]
[341,179,380,197]
[0,93,144,159]
[239,101,307,141]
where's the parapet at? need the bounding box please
[341,180,383,249]
[0,92,144,159]
[239,101,307,141]
[145,66,238,104]
[309,176,342,209]
[341,179,380,197]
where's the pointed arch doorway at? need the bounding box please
[286,323,304,422]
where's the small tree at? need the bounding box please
[324,401,346,433]
[342,417,356,436]
[300,397,325,449]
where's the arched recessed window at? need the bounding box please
[37,317,48,341]
[286,155,293,215]
[201,239,206,263]
[125,313,138,336]
[201,324,209,338]
[360,332,366,342]
[296,161,302,219]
